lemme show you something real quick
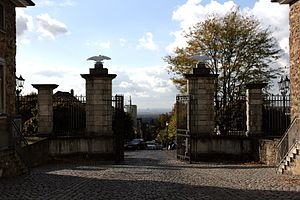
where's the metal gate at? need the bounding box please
[263,94,291,136]
[176,94,190,162]
[53,95,86,135]
[112,95,125,162]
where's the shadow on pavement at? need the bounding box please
[0,171,299,200]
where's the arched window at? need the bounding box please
[0,3,3,30]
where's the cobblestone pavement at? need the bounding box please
[1,150,300,199]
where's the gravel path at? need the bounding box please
[0,150,300,199]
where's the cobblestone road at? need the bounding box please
[1,150,300,199]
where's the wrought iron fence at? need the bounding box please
[53,95,86,135]
[112,95,125,162]
[214,96,247,136]
[176,94,190,162]
[263,94,291,136]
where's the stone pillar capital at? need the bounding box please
[81,73,117,80]
[32,84,58,91]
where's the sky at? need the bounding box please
[15,0,289,111]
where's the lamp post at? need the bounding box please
[278,75,290,128]
[166,121,169,149]
[16,75,25,114]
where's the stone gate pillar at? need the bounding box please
[81,62,116,136]
[185,62,218,136]
[246,83,267,136]
[32,84,58,135]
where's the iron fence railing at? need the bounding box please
[11,118,28,147]
[176,94,191,162]
[263,94,291,136]
[214,96,247,136]
[18,93,126,137]
[53,95,86,135]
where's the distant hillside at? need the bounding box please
[137,108,171,122]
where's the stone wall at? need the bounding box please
[290,0,300,120]
[190,135,280,165]
[258,139,280,166]
[48,136,115,160]
[0,0,16,116]
[190,135,253,161]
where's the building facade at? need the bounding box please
[0,0,34,148]
[0,0,34,115]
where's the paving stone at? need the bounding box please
[0,150,300,199]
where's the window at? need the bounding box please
[0,3,3,30]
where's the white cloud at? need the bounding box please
[17,60,85,96]
[167,0,237,52]
[250,0,289,54]
[119,81,133,88]
[119,38,127,47]
[110,65,177,109]
[167,0,289,70]
[36,13,68,40]
[99,41,111,49]
[16,10,34,44]
[137,32,159,51]
[17,59,177,109]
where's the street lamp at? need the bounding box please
[16,75,25,114]
[278,75,290,96]
[278,75,290,128]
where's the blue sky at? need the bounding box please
[16,0,289,111]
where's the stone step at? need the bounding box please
[279,143,300,174]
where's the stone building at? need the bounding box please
[0,0,34,148]
[125,97,137,130]
[272,0,300,175]
[0,0,34,116]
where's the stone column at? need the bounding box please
[32,84,58,135]
[185,62,218,136]
[290,0,300,120]
[245,83,267,136]
[81,62,116,136]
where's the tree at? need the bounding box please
[165,9,282,108]
[19,93,38,136]
[113,109,135,142]
[156,111,176,147]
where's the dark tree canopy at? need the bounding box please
[165,9,282,107]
